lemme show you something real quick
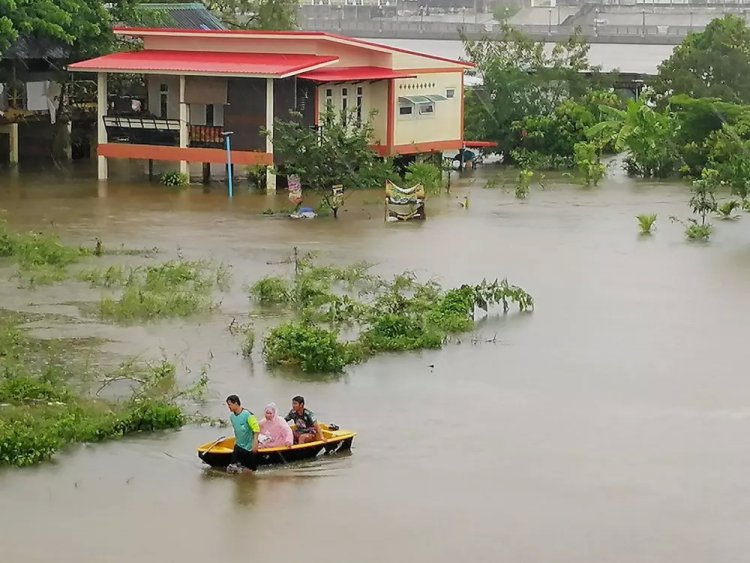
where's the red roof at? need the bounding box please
[298,66,417,82]
[112,28,475,68]
[464,141,498,148]
[68,50,338,78]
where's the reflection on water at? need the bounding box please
[1,160,750,562]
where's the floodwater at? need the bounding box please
[1,161,750,563]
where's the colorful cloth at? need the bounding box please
[230,409,260,450]
[259,402,294,448]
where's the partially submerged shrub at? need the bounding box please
[515,169,533,199]
[404,161,444,194]
[716,200,741,220]
[264,322,357,373]
[685,222,713,241]
[249,276,290,304]
[251,253,534,373]
[0,315,206,467]
[0,221,90,284]
[94,260,227,322]
[161,171,189,187]
[636,214,657,235]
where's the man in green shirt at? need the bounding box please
[226,394,260,472]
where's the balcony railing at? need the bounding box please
[103,116,180,146]
[103,117,226,148]
[189,125,224,148]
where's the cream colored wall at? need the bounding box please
[143,36,390,68]
[393,72,463,146]
[146,75,180,119]
[317,80,388,146]
[390,51,465,71]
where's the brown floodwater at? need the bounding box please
[1,160,750,563]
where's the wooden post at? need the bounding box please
[148,159,154,180]
[202,163,211,184]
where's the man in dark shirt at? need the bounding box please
[285,395,325,445]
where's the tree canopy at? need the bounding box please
[653,15,750,104]
[462,26,601,162]
[0,0,141,58]
[268,109,396,216]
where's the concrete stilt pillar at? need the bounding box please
[179,75,189,177]
[265,78,276,192]
[97,72,108,180]
[0,124,19,164]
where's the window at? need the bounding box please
[325,88,333,110]
[205,104,214,126]
[356,86,363,125]
[446,88,456,99]
[159,83,168,118]
[418,102,435,116]
[398,102,414,118]
[341,87,349,126]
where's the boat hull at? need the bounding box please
[197,424,355,469]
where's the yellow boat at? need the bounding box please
[197,423,356,468]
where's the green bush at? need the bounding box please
[97,260,225,322]
[263,322,356,373]
[249,276,290,304]
[404,161,444,194]
[636,214,657,235]
[160,171,189,187]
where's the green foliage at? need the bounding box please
[717,200,741,220]
[246,165,267,190]
[404,161,444,194]
[464,26,618,161]
[636,214,657,235]
[0,221,90,284]
[0,315,204,468]
[264,322,356,373]
[268,109,396,217]
[191,0,298,30]
[94,260,227,322]
[510,149,573,171]
[249,276,291,304]
[515,169,533,199]
[573,141,605,186]
[653,16,750,104]
[689,168,719,225]
[586,101,680,177]
[251,254,534,373]
[685,222,713,241]
[160,171,189,188]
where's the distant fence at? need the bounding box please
[302,18,704,42]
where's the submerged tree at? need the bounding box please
[462,26,598,160]
[267,109,396,218]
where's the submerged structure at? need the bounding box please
[68,27,472,189]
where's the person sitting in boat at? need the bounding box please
[226,394,260,472]
[258,402,294,449]
[285,395,325,445]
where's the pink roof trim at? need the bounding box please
[298,66,417,82]
[112,27,475,68]
[68,50,338,78]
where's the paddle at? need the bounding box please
[198,435,227,461]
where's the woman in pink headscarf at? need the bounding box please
[258,402,294,449]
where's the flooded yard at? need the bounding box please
[1,162,750,563]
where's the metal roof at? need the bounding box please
[68,50,339,78]
[298,66,416,82]
[136,2,226,31]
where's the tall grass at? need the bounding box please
[83,260,229,322]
